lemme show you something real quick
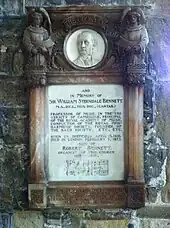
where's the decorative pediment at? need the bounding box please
[22,6,149,87]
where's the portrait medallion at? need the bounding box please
[64,28,107,69]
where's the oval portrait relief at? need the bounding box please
[64,28,107,69]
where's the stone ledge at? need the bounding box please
[137,204,170,218]
[12,211,44,228]
[86,220,128,228]
[43,209,132,220]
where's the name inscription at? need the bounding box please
[47,85,124,181]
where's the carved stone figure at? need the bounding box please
[119,7,149,65]
[23,8,54,70]
[117,7,149,84]
[73,31,99,68]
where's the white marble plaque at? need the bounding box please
[47,85,124,181]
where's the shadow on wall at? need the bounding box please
[147,17,170,80]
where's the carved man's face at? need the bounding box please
[32,13,42,27]
[128,13,138,25]
[77,32,94,57]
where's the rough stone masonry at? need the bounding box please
[0,0,170,227]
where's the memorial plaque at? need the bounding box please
[26,6,147,209]
[47,84,124,181]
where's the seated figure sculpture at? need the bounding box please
[118,7,149,66]
[23,8,54,69]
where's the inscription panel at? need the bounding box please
[47,85,124,181]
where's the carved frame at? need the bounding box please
[26,6,147,209]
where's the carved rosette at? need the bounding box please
[25,67,47,87]
[126,63,147,86]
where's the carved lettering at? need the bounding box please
[47,84,124,181]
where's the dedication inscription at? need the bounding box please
[47,85,124,181]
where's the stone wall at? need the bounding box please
[0,0,170,227]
